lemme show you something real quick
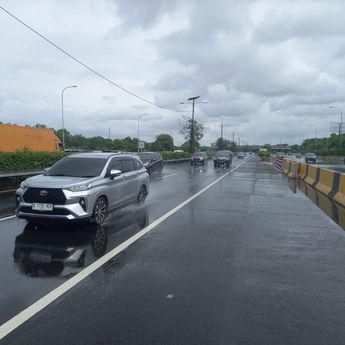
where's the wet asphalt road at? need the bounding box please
[0,160,241,326]
[2,158,345,344]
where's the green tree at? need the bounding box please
[178,118,205,153]
[152,133,173,151]
[262,144,272,152]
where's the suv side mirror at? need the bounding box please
[43,167,51,174]
[109,169,122,179]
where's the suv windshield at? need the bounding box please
[138,153,153,162]
[47,157,107,177]
[217,151,230,157]
[193,152,204,157]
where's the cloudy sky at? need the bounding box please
[1,0,345,146]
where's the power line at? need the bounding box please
[0,5,186,113]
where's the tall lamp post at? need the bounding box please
[180,96,207,153]
[138,113,149,152]
[329,105,343,152]
[61,85,77,150]
[311,125,318,152]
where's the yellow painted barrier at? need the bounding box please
[298,163,307,179]
[315,168,335,196]
[304,165,318,186]
[287,162,299,179]
[334,174,345,207]
[282,160,290,175]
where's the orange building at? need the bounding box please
[0,124,62,152]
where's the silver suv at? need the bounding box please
[16,153,150,225]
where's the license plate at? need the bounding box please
[32,203,53,211]
[30,251,52,264]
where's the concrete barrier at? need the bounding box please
[287,162,299,179]
[273,156,285,170]
[333,174,345,206]
[282,160,290,175]
[304,165,318,186]
[296,163,345,208]
[315,168,335,196]
[163,158,191,164]
[298,163,308,180]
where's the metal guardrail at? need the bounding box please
[0,159,192,178]
[0,170,44,178]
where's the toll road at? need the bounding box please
[0,159,244,329]
[3,158,345,344]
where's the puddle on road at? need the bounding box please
[285,177,345,231]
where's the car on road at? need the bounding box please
[213,150,233,168]
[237,152,245,159]
[15,153,150,225]
[136,152,163,176]
[191,151,208,165]
[305,152,317,164]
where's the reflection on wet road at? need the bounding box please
[13,206,148,278]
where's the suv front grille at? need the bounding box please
[23,188,66,205]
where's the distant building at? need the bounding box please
[0,124,61,152]
[271,145,291,154]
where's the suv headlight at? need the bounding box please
[65,184,92,192]
[20,181,29,189]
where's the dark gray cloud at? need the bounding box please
[1,0,345,146]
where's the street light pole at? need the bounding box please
[329,106,343,152]
[180,96,208,153]
[61,85,77,150]
[137,113,149,152]
[189,96,199,153]
[311,125,317,152]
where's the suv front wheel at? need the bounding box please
[92,197,108,225]
[137,185,147,203]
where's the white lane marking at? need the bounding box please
[162,173,178,179]
[0,215,16,222]
[0,161,247,340]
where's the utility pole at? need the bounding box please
[220,118,223,149]
[180,96,207,153]
[221,118,223,140]
[108,128,111,139]
[232,132,234,143]
[190,96,199,153]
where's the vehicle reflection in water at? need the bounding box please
[189,164,208,175]
[286,177,345,231]
[13,206,149,278]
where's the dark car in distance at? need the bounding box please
[137,152,164,176]
[213,150,233,168]
[305,153,317,164]
[237,152,245,159]
[191,152,208,165]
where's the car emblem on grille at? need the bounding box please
[40,190,48,197]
